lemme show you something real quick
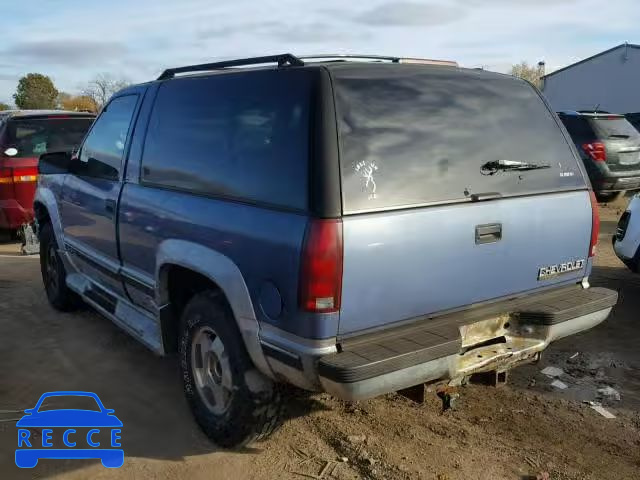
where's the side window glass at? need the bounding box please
[140,70,311,210]
[560,116,593,140]
[78,95,138,180]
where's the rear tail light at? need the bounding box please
[0,167,38,184]
[582,142,607,162]
[12,167,38,183]
[589,191,600,257]
[299,219,343,313]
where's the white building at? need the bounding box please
[542,43,640,114]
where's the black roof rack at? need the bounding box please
[299,54,458,66]
[298,54,401,63]
[157,53,304,80]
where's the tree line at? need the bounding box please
[0,72,129,113]
[509,61,544,88]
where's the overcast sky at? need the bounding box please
[1,0,638,104]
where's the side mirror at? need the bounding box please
[38,151,75,175]
[4,147,18,157]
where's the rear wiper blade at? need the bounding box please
[608,134,630,139]
[481,159,551,176]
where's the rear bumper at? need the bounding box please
[0,199,34,229]
[320,307,612,400]
[261,285,618,400]
[613,233,639,261]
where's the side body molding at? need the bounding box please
[156,239,273,378]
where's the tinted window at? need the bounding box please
[79,95,138,180]
[559,115,594,140]
[5,117,94,157]
[589,117,640,140]
[626,113,640,131]
[141,69,313,210]
[334,65,585,213]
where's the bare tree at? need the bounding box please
[510,61,544,89]
[58,92,98,112]
[82,73,130,110]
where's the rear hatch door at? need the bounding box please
[588,116,640,172]
[332,65,593,336]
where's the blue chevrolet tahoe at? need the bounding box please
[34,54,618,447]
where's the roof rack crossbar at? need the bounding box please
[157,53,305,80]
[298,54,401,63]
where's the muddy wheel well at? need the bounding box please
[162,265,231,353]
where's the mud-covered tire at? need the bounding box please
[179,291,282,448]
[596,191,622,203]
[39,222,79,311]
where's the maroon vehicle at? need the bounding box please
[0,110,95,237]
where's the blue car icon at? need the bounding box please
[15,391,123,468]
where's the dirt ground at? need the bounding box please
[0,202,639,480]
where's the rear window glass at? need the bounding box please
[5,117,94,157]
[333,66,585,213]
[589,117,640,140]
[141,69,313,211]
[626,114,640,131]
[559,115,595,140]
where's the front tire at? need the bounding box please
[179,291,282,448]
[39,222,78,311]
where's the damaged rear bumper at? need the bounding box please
[319,307,612,400]
[316,286,618,401]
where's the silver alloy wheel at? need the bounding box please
[191,325,233,415]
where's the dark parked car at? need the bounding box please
[558,111,640,201]
[0,110,95,237]
[34,54,617,447]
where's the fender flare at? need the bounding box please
[33,187,65,245]
[155,239,272,378]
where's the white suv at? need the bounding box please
[614,194,640,272]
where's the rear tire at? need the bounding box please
[596,191,622,203]
[39,222,79,311]
[179,291,283,448]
